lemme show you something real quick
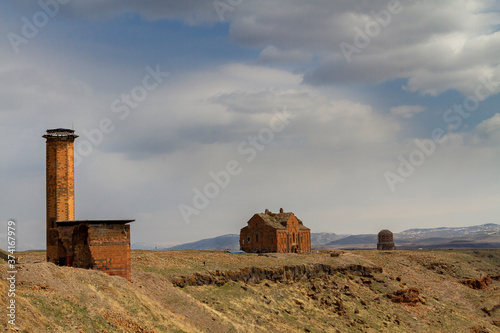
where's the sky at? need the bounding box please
[1,0,500,250]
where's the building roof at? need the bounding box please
[256,213,286,229]
[56,219,135,226]
[43,128,79,139]
[253,210,310,231]
[298,224,310,230]
[47,128,75,134]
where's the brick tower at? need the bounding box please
[43,128,78,261]
[377,229,396,250]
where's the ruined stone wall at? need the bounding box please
[277,230,288,253]
[299,229,311,253]
[240,216,278,253]
[240,227,249,251]
[47,224,92,267]
[240,213,311,253]
[284,215,310,253]
[379,234,393,243]
[88,224,131,281]
[286,215,298,252]
[241,214,311,253]
[47,223,131,281]
[47,226,71,265]
[377,230,395,250]
[46,229,60,264]
[377,243,396,250]
[240,227,250,252]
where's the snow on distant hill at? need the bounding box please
[397,223,500,239]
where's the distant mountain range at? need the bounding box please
[152,232,346,251]
[324,223,500,250]
[397,223,500,238]
[134,223,500,251]
[5,224,497,252]
[163,234,240,251]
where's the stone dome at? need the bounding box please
[377,229,395,250]
[378,229,393,237]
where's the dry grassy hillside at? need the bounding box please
[1,249,500,332]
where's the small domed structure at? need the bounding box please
[377,229,395,250]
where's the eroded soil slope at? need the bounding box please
[1,249,499,332]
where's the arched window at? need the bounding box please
[247,236,250,243]
[255,234,259,242]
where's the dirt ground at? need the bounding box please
[1,249,499,332]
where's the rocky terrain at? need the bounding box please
[2,249,500,332]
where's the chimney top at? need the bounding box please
[43,128,78,139]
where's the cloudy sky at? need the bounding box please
[1,0,499,250]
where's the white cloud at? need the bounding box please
[1,1,500,247]
[229,0,500,96]
[473,113,500,143]
[259,45,313,64]
[390,105,426,118]
[8,0,500,96]
[2,55,500,245]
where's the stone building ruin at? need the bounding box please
[240,208,311,253]
[44,129,134,281]
[377,229,395,250]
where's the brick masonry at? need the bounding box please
[43,129,78,258]
[44,129,133,281]
[48,223,132,281]
[377,229,396,250]
[240,209,311,253]
[88,224,131,281]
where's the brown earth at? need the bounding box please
[462,276,493,290]
[1,249,500,332]
[387,288,425,305]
